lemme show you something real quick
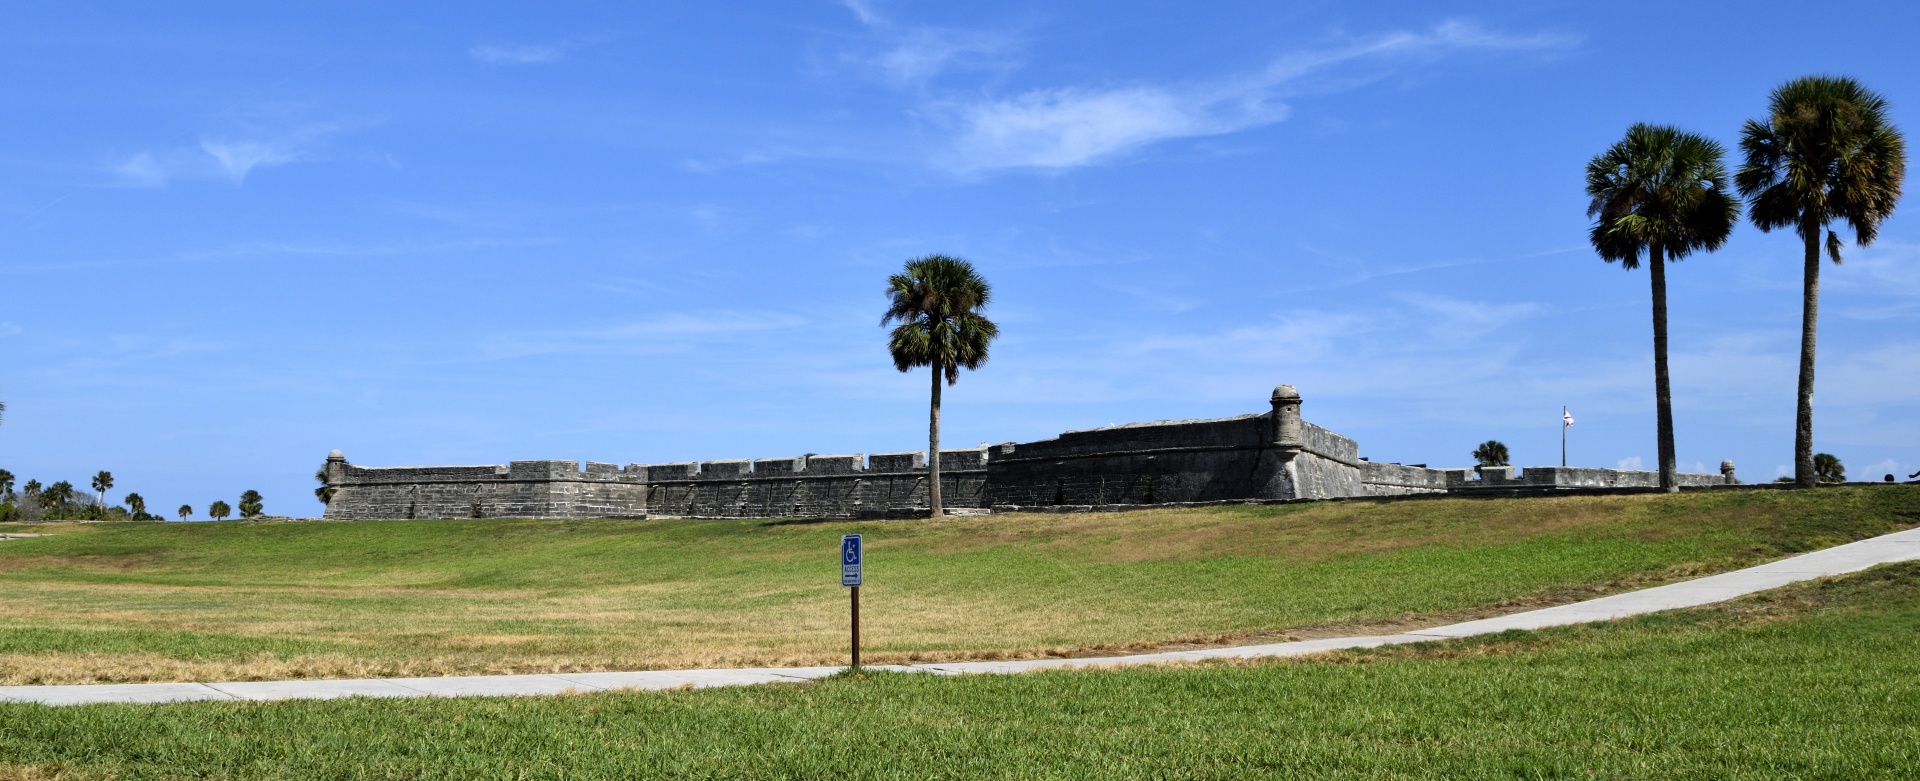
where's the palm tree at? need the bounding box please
[314,468,335,505]
[1586,124,1740,492]
[91,471,114,506]
[1737,76,1906,488]
[178,504,193,521]
[0,469,13,499]
[1812,453,1846,484]
[238,489,264,518]
[208,500,232,521]
[1471,440,1510,468]
[44,480,74,507]
[882,255,999,519]
[125,493,147,519]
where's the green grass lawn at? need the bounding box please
[0,487,1913,685]
[4,560,1917,779]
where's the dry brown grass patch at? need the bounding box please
[0,765,117,781]
[0,555,159,573]
[976,495,1682,566]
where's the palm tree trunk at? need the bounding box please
[1649,244,1677,493]
[1794,221,1821,488]
[928,359,943,518]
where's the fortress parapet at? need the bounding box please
[322,457,647,521]
[321,385,1733,520]
[326,447,993,520]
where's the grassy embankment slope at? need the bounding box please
[3,562,1918,778]
[0,487,1913,685]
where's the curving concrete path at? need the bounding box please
[6,526,1918,707]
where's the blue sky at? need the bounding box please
[3,1,1918,517]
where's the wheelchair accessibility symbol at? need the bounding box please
[841,534,862,587]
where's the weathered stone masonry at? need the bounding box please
[322,384,1736,520]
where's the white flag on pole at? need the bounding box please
[1563,409,1575,427]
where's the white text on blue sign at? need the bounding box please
[841,534,863,587]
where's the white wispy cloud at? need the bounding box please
[939,20,1575,173]
[474,312,810,361]
[947,85,1283,171]
[38,333,232,373]
[840,0,884,27]
[199,139,305,182]
[469,34,615,65]
[112,153,170,188]
[469,43,565,64]
[1863,459,1911,481]
[1394,293,1541,331]
[1113,292,1545,405]
[1831,240,1920,320]
[107,110,369,187]
[873,27,1016,86]
[837,0,1019,87]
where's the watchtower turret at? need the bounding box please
[1271,384,1303,455]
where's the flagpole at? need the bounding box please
[1561,406,1568,467]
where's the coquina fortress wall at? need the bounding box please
[321,385,1735,521]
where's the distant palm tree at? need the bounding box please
[209,500,232,521]
[22,479,42,501]
[1587,124,1740,493]
[1737,76,1906,488]
[44,481,74,507]
[0,469,13,499]
[314,468,335,505]
[1471,440,1510,468]
[1812,453,1846,484]
[178,504,193,521]
[91,471,114,506]
[882,255,999,519]
[125,493,147,519]
[238,489,264,518]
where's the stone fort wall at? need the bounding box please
[322,452,989,521]
[321,385,1735,520]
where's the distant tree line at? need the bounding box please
[0,466,268,523]
[0,469,162,522]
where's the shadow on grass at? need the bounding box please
[756,517,842,528]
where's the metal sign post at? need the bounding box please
[841,533,862,668]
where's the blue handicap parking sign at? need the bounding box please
[841,533,862,587]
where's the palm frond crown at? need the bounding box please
[1586,123,1741,268]
[1471,440,1510,467]
[1737,75,1906,259]
[881,255,999,384]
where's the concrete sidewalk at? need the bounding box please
[7,526,1918,707]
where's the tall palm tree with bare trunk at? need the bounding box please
[91,471,114,506]
[883,255,998,519]
[1737,76,1905,488]
[1587,124,1740,492]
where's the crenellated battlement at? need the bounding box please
[615,449,993,484]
